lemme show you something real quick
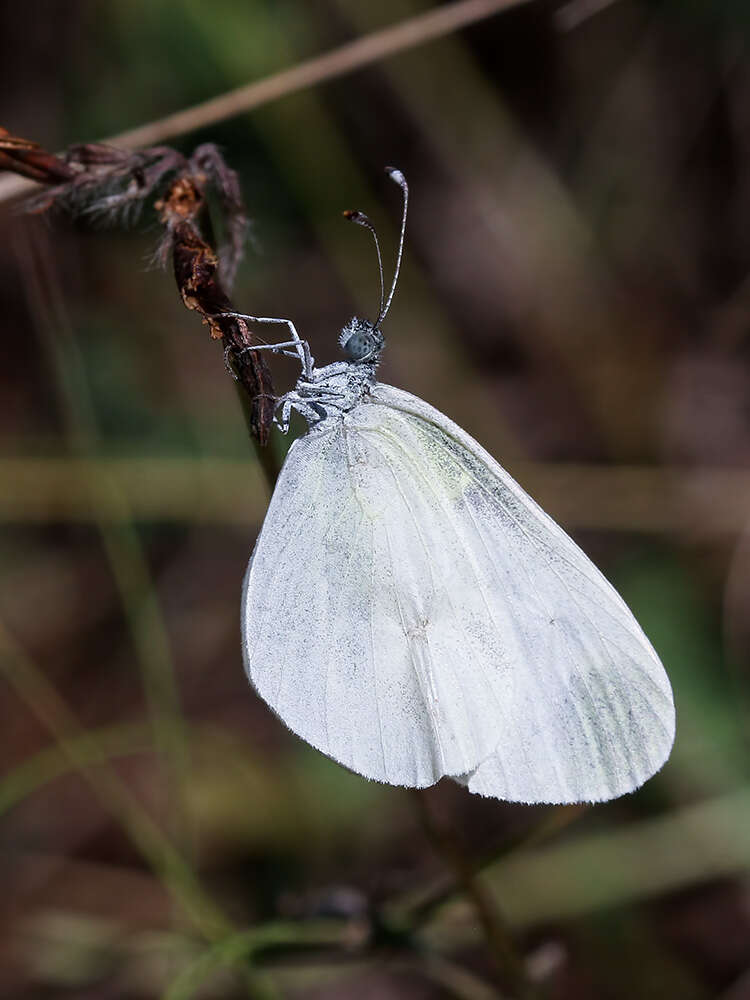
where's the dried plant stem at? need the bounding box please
[411,791,533,999]
[2,130,277,448]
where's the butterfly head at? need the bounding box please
[339,317,385,364]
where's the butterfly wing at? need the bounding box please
[242,384,675,803]
[242,411,484,789]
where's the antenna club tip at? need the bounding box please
[385,166,407,188]
[343,209,374,229]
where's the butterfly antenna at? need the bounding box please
[343,209,385,322]
[378,167,408,325]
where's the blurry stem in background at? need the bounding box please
[0,621,225,941]
[164,921,348,1000]
[721,521,750,753]
[13,222,193,858]
[0,722,153,818]
[0,623,277,1000]
[396,803,587,931]
[167,934,508,1000]
[722,967,750,1000]
[411,790,534,1000]
[0,0,533,207]
[554,0,620,31]
[412,955,511,1000]
[108,0,532,151]
[5,451,750,536]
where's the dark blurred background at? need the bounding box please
[2,1,750,997]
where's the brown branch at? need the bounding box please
[0,127,77,182]
[156,174,275,445]
[1,128,276,446]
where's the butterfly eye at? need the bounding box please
[346,332,374,360]
[339,318,384,362]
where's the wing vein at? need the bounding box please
[324,506,369,758]
[376,439,484,774]
[461,497,574,797]
[381,514,445,776]
[448,442,651,784]
[375,411,672,797]
[368,428,558,789]
[369,520,389,781]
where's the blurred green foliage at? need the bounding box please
[2,0,750,997]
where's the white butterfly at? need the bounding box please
[226,168,675,804]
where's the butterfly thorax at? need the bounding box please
[276,358,379,433]
[300,360,378,406]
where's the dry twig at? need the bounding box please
[0,127,275,445]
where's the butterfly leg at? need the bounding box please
[223,341,300,380]
[223,343,238,381]
[274,392,326,433]
[216,313,314,378]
